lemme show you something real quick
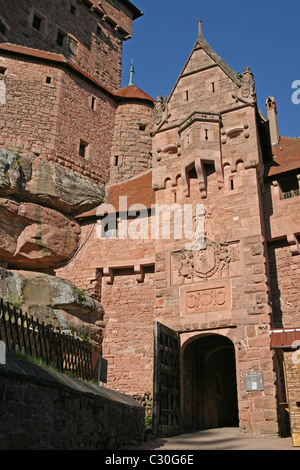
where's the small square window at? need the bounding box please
[0,67,6,75]
[70,5,76,15]
[45,76,52,84]
[79,140,88,158]
[57,30,66,47]
[32,14,43,31]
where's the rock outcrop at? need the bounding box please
[0,148,105,215]
[0,148,105,343]
[0,268,104,347]
[0,198,81,269]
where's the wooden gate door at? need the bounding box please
[153,321,181,436]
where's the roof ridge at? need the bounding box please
[196,35,240,85]
[114,84,155,102]
[280,136,300,141]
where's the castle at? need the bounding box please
[0,1,300,443]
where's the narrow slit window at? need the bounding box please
[0,20,5,36]
[96,25,102,36]
[114,156,119,166]
[211,82,215,93]
[230,178,234,190]
[91,96,96,110]
[32,14,42,31]
[185,90,189,101]
[79,140,88,158]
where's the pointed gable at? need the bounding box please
[154,30,256,134]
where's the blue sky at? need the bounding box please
[121,0,299,137]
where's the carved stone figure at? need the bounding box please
[153,95,165,126]
[240,66,256,101]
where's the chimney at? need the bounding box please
[266,96,280,147]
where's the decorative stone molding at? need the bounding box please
[180,280,231,315]
[101,258,155,284]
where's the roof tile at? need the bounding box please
[75,171,155,219]
[264,137,300,177]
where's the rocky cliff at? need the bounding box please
[0,148,105,354]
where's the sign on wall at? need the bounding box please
[244,371,264,391]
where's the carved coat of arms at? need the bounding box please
[173,239,239,284]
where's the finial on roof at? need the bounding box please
[198,19,203,37]
[129,58,135,86]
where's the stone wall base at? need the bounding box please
[0,354,145,450]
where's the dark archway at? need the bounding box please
[182,334,239,432]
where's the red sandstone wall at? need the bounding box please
[57,68,116,183]
[263,178,300,328]
[0,56,61,157]
[0,0,131,90]
[268,240,300,328]
[0,54,116,183]
[110,101,153,183]
[101,267,154,396]
[56,219,155,396]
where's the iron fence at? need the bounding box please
[0,297,94,381]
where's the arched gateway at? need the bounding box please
[153,323,239,436]
[181,334,239,432]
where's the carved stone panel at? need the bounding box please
[180,280,231,315]
[171,240,240,285]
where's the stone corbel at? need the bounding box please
[134,265,144,283]
[287,234,300,256]
[103,267,114,284]
[195,157,207,198]
[272,180,282,201]
[181,165,190,197]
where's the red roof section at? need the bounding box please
[115,85,155,102]
[0,43,154,102]
[0,43,66,63]
[264,137,300,177]
[270,328,300,349]
[75,171,155,219]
